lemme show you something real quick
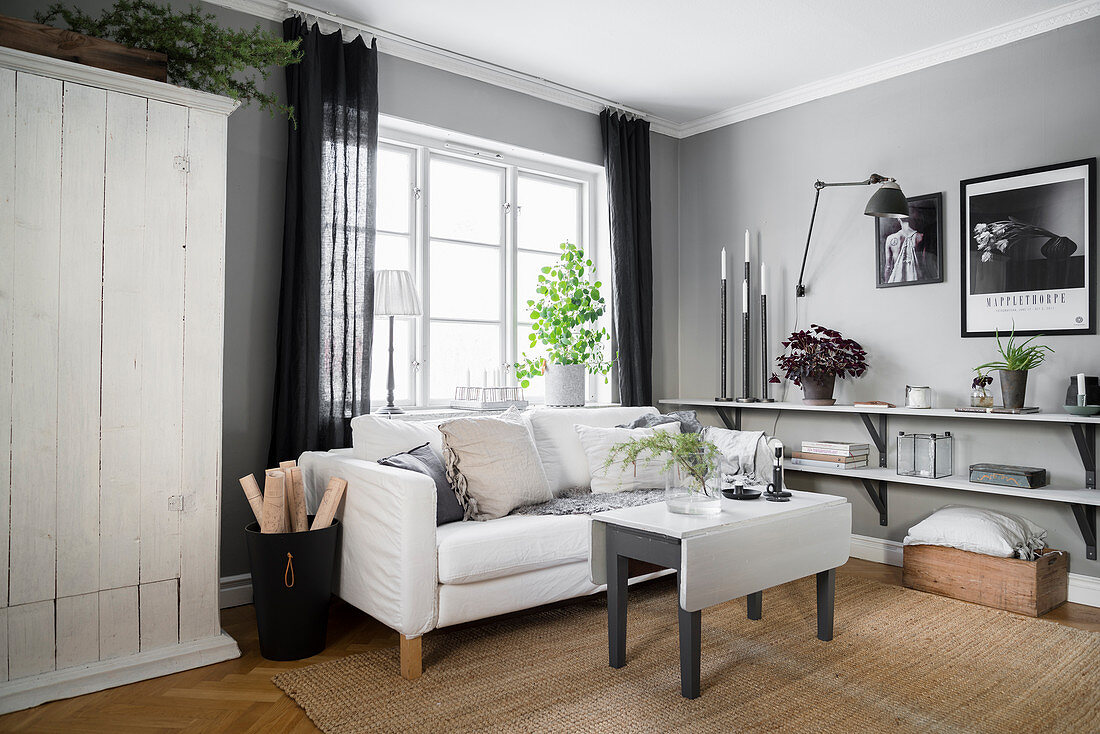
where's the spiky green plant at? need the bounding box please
[603,431,720,494]
[975,325,1054,372]
[35,0,302,121]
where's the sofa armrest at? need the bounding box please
[299,450,438,637]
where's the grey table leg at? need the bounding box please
[678,605,701,699]
[747,591,762,620]
[816,568,836,642]
[607,548,629,668]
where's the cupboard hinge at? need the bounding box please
[168,495,184,512]
[174,156,191,173]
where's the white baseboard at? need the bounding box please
[219,573,253,608]
[0,632,241,715]
[849,533,1100,609]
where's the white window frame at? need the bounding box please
[376,123,607,409]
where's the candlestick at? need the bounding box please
[715,278,731,401]
[721,247,726,280]
[760,292,773,402]
[736,270,758,403]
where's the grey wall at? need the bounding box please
[677,18,1100,577]
[7,0,680,578]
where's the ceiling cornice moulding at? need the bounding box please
[676,0,1100,139]
[206,0,1100,140]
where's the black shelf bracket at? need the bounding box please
[1071,503,1097,561]
[1070,423,1096,489]
[858,413,889,468]
[712,406,742,431]
[859,479,889,526]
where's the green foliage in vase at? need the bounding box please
[603,431,720,494]
[35,0,302,121]
[975,325,1054,372]
[514,241,612,388]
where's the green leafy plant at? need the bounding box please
[975,326,1054,372]
[603,431,720,494]
[514,241,612,388]
[35,0,302,121]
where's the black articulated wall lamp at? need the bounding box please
[795,173,909,297]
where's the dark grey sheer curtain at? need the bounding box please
[270,18,378,464]
[600,109,653,406]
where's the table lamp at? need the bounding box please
[374,269,421,415]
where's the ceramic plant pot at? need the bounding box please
[544,363,586,407]
[999,369,1028,410]
[801,373,837,406]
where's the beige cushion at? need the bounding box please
[575,423,681,494]
[440,409,552,521]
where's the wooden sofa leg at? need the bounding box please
[400,635,422,680]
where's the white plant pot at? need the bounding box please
[544,363,586,407]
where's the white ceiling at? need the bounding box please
[306,0,1082,127]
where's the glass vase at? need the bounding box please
[970,388,994,408]
[664,454,722,515]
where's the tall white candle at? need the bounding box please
[465,368,471,386]
[742,280,749,313]
[721,247,726,280]
[744,229,751,262]
[1078,373,1087,396]
[760,263,767,296]
[482,368,488,387]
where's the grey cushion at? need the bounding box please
[378,442,464,525]
[618,410,702,434]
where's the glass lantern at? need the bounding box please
[896,431,953,479]
[664,451,722,515]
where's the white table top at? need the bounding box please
[592,489,848,540]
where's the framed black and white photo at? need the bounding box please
[876,192,943,289]
[960,158,1096,337]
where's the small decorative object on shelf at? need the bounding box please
[854,400,895,408]
[764,437,791,502]
[975,325,1054,410]
[1066,374,1100,410]
[905,385,933,409]
[897,431,953,479]
[604,431,722,515]
[770,324,867,406]
[736,230,758,403]
[969,463,1048,489]
[970,370,994,408]
[451,385,528,411]
[956,406,1041,415]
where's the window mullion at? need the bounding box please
[416,145,430,407]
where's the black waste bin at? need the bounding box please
[245,517,340,661]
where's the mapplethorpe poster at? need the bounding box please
[961,159,1095,337]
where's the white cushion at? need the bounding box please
[439,409,553,521]
[350,414,443,461]
[436,514,590,585]
[525,406,658,494]
[575,422,680,494]
[903,505,1047,559]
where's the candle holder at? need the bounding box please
[715,278,733,401]
[760,293,774,402]
[736,262,758,403]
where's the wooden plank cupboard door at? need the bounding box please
[180,108,228,643]
[10,71,62,610]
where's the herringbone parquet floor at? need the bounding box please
[0,559,1097,733]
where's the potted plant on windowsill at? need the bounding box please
[770,324,867,406]
[515,242,612,407]
[975,327,1054,410]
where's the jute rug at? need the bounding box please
[273,576,1100,733]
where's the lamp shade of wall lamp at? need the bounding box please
[795,173,908,297]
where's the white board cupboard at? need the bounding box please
[0,47,240,713]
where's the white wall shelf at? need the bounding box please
[661,399,1099,560]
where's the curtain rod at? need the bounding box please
[283,0,654,123]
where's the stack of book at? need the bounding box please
[791,441,870,469]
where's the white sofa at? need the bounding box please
[298,405,762,679]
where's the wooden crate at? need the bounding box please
[0,14,167,82]
[902,544,1067,617]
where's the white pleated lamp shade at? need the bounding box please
[374,269,422,316]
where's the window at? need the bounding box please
[370,129,604,408]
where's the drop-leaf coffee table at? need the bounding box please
[590,490,851,698]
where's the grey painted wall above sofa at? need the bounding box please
[675,17,1100,577]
